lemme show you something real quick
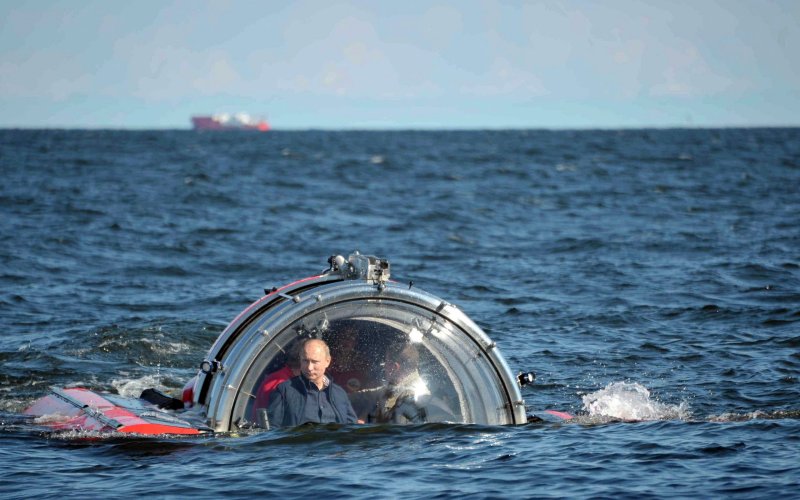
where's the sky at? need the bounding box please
[1,0,798,130]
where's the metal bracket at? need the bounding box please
[328,251,390,285]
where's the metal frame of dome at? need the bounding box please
[194,252,527,430]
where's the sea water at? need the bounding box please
[1,128,799,498]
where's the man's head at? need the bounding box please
[384,342,419,384]
[300,338,331,387]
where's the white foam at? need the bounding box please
[581,381,689,421]
[34,413,73,425]
[140,337,191,355]
[111,374,168,398]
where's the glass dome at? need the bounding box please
[196,254,526,431]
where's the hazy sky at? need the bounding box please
[1,0,798,129]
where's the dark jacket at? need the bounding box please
[267,375,358,427]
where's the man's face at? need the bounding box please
[383,358,401,384]
[301,341,330,384]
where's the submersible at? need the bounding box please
[26,252,538,434]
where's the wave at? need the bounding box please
[580,381,690,421]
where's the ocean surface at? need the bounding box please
[1,128,798,498]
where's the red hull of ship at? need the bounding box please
[191,116,270,131]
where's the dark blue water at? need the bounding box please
[1,128,799,498]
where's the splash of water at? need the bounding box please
[111,374,168,398]
[581,381,689,421]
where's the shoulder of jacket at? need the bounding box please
[289,376,308,392]
[275,377,296,391]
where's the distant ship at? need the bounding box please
[191,113,270,131]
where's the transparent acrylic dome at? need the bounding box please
[198,257,526,431]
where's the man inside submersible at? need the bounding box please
[351,341,455,424]
[266,339,359,426]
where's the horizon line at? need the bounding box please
[2,123,799,132]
